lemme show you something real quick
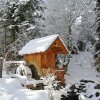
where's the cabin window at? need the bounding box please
[55,54,64,68]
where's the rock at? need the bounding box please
[88,95,93,98]
[61,94,79,100]
[80,79,95,83]
[95,92,100,97]
[94,84,100,89]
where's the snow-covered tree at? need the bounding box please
[0,0,44,59]
[95,0,100,52]
[0,0,7,57]
[43,0,71,48]
[43,0,96,51]
[76,1,96,51]
[94,0,100,72]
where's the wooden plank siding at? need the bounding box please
[23,54,42,76]
[41,49,56,76]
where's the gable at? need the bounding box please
[47,37,68,54]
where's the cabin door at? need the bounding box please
[29,64,40,80]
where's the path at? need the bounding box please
[65,51,99,84]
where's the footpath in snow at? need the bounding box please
[65,51,99,84]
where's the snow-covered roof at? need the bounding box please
[19,34,67,55]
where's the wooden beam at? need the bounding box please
[54,45,61,48]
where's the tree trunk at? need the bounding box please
[0,58,3,78]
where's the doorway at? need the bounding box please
[29,64,40,80]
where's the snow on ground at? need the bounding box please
[0,78,48,100]
[1,51,99,100]
[11,89,48,100]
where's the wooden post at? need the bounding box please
[0,58,3,78]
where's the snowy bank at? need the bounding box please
[0,78,48,100]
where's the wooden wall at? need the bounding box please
[23,50,56,76]
[41,49,55,68]
[23,54,42,76]
[41,49,56,76]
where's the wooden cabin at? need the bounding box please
[19,34,69,83]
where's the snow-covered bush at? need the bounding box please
[41,74,68,100]
[16,63,32,78]
[3,61,18,75]
[78,94,86,100]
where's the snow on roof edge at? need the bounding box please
[59,37,69,53]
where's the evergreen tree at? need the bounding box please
[0,0,44,59]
